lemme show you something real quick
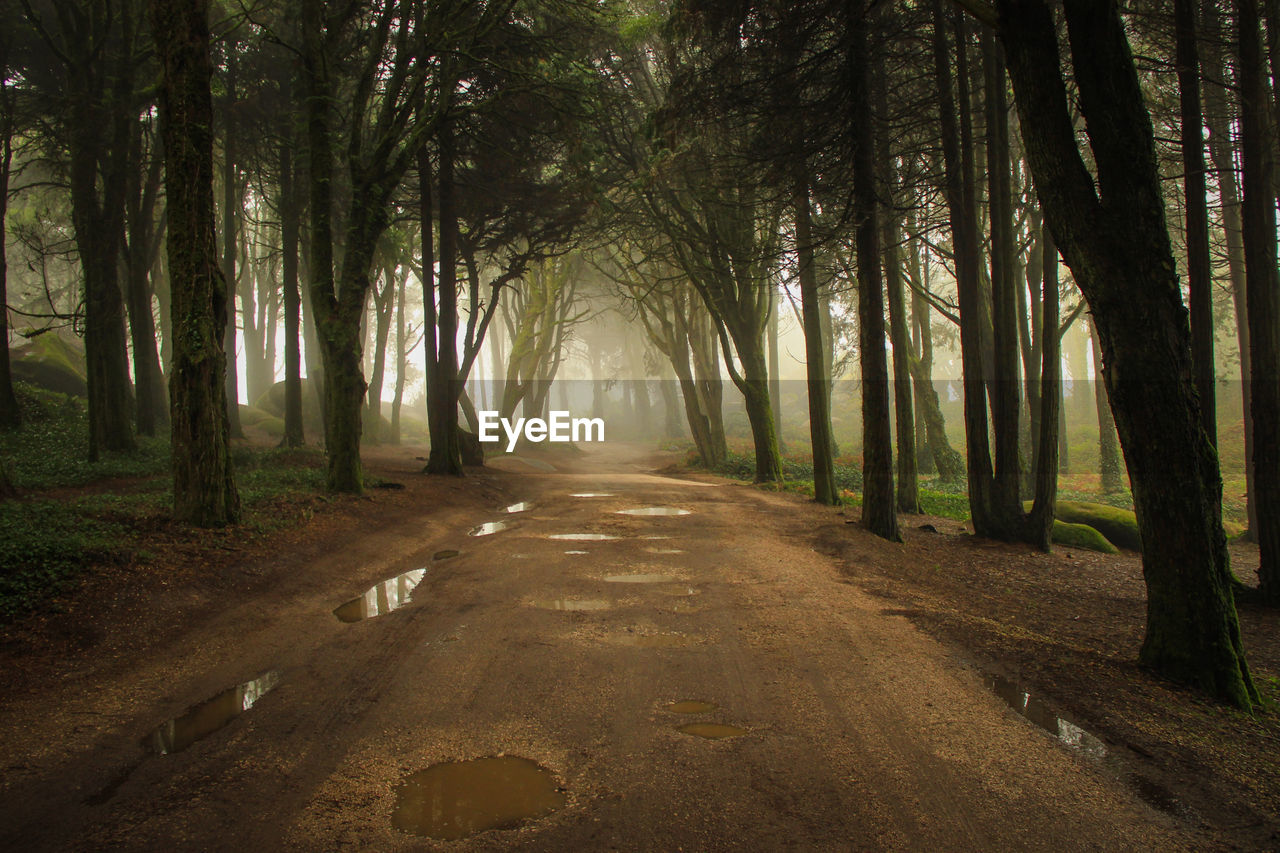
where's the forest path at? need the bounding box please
[0,442,1194,850]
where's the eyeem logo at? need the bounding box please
[477,410,605,452]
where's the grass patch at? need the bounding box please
[0,387,338,620]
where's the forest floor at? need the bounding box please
[0,439,1276,850]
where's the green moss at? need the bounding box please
[10,335,88,397]
[1052,519,1120,554]
[1052,500,1141,551]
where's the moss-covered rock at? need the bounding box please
[1055,501,1141,551]
[1052,520,1120,554]
[10,335,88,397]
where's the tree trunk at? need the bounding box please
[153,0,240,526]
[795,178,839,505]
[426,117,463,475]
[852,0,898,540]
[0,63,19,430]
[222,60,243,439]
[1025,225,1060,550]
[768,285,782,448]
[1089,320,1123,493]
[365,259,395,443]
[1177,0,1217,447]
[1203,5,1257,536]
[881,184,919,513]
[391,264,408,445]
[280,136,304,447]
[1239,0,1280,602]
[124,120,168,436]
[997,0,1257,707]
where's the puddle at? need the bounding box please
[985,673,1106,760]
[645,548,685,555]
[469,521,509,536]
[641,535,672,540]
[678,723,745,740]
[549,533,619,541]
[571,492,614,498]
[145,671,281,755]
[391,756,566,840]
[667,700,717,714]
[333,569,426,623]
[564,550,588,555]
[603,573,677,583]
[531,598,610,611]
[658,587,699,596]
[433,549,459,561]
[616,507,691,516]
[615,632,697,647]
[504,502,535,513]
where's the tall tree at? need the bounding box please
[994,0,1257,707]
[153,0,240,526]
[1238,0,1280,601]
[0,31,19,430]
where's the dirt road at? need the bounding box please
[0,443,1198,850]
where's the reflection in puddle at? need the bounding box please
[433,549,459,561]
[549,533,619,541]
[334,569,426,623]
[616,507,691,516]
[564,550,588,555]
[985,673,1107,760]
[391,756,566,840]
[678,723,745,739]
[531,598,610,611]
[469,521,509,536]
[604,573,677,583]
[504,501,535,513]
[667,700,717,714]
[645,548,684,555]
[641,535,672,540]
[615,632,697,647]
[571,492,614,498]
[145,671,281,755]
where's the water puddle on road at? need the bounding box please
[145,671,281,755]
[433,549,459,561]
[504,502,535,513]
[678,723,746,740]
[985,673,1107,760]
[571,492,614,498]
[469,521,509,536]
[603,573,677,583]
[530,598,611,611]
[616,507,691,517]
[645,548,685,555]
[391,756,566,840]
[333,569,426,623]
[549,533,619,541]
[564,550,588,555]
[667,700,717,714]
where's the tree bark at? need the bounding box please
[153,0,240,526]
[124,118,168,436]
[1090,319,1122,493]
[996,0,1256,707]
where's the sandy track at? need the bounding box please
[0,444,1199,850]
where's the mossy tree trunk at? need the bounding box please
[153,0,240,527]
[997,0,1257,707]
[1090,321,1123,493]
[426,117,463,475]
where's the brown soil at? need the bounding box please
[0,440,1271,850]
